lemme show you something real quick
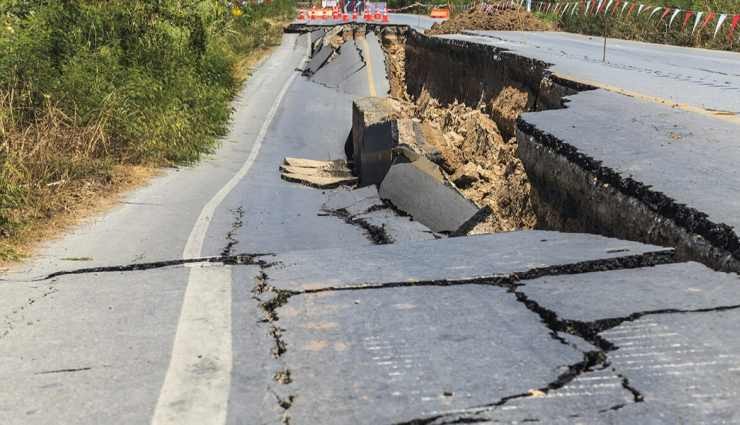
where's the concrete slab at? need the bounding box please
[309,28,326,47]
[364,32,391,96]
[277,285,585,424]
[351,97,400,185]
[0,266,205,425]
[522,90,740,233]
[267,230,673,291]
[354,208,435,242]
[600,310,740,423]
[303,43,333,76]
[521,262,740,322]
[443,31,740,115]
[319,186,435,243]
[379,159,480,233]
[310,39,370,96]
[518,89,740,270]
[321,186,383,215]
[469,367,632,424]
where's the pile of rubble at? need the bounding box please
[427,5,554,35]
[397,89,537,233]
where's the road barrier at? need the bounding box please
[296,6,393,23]
[430,7,450,19]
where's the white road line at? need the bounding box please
[181,50,301,260]
[151,35,308,425]
[151,264,233,425]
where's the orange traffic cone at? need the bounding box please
[382,10,389,22]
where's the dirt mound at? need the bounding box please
[398,89,537,234]
[427,6,554,35]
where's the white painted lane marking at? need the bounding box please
[151,264,233,425]
[181,47,302,260]
[152,35,309,425]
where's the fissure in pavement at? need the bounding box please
[252,264,297,425]
[321,206,394,245]
[221,206,245,257]
[249,246,679,424]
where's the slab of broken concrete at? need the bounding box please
[254,228,740,424]
[266,230,674,291]
[279,157,357,189]
[351,97,482,233]
[378,151,479,233]
[351,97,401,186]
[320,186,435,243]
[517,89,740,272]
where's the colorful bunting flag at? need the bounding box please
[714,14,727,38]
[668,8,681,28]
[619,1,630,17]
[691,11,703,34]
[681,10,693,31]
[660,7,672,21]
[604,0,614,15]
[728,15,740,41]
[515,0,738,44]
[700,11,716,32]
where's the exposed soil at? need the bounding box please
[380,32,408,99]
[399,90,537,233]
[427,5,554,35]
[380,30,537,234]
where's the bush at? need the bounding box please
[0,0,295,257]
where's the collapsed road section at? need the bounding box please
[233,230,740,424]
[253,27,740,423]
[3,21,740,425]
[396,27,740,272]
[289,21,740,273]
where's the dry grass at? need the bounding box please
[0,165,156,270]
[0,90,153,263]
[0,22,287,264]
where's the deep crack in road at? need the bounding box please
[2,18,740,425]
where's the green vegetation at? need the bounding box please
[0,0,294,259]
[545,0,739,51]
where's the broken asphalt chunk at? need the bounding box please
[279,157,357,189]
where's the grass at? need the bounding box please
[540,0,740,51]
[391,0,738,50]
[0,0,295,261]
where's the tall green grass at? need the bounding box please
[0,0,294,258]
[552,0,739,51]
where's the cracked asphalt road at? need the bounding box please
[2,26,740,425]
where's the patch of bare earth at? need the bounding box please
[399,90,537,233]
[427,5,554,35]
[380,30,537,234]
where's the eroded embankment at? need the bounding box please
[289,23,740,272]
[379,26,740,272]
[380,27,568,233]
